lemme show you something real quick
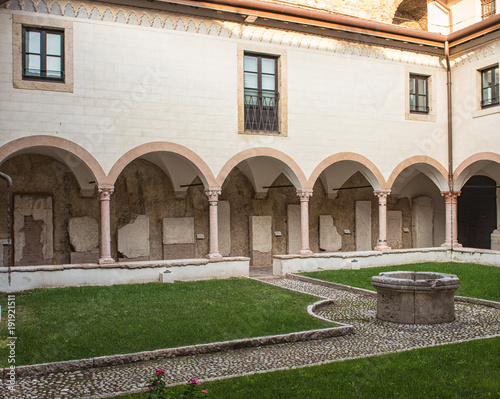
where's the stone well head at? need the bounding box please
[371,271,460,324]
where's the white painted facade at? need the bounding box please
[0,0,500,290]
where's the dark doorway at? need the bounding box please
[458,175,497,249]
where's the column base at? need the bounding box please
[440,241,462,248]
[98,257,115,265]
[374,244,391,252]
[207,252,223,260]
[299,249,313,256]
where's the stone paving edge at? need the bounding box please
[3,301,353,378]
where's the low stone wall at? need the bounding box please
[451,248,500,266]
[273,248,452,275]
[2,247,500,292]
[0,258,250,292]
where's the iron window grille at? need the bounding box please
[409,74,429,114]
[481,66,499,108]
[22,26,64,81]
[244,54,279,132]
[481,0,496,19]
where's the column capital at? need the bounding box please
[98,186,114,201]
[205,188,222,203]
[440,190,461,200]
[297,189,313,201]
[374,189,391,201]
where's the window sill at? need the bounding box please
[405,112,436,122]
[472,105,500,119]
[239,130,284,137]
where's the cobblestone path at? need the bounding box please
[3,277,500,399]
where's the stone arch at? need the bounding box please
[454,152,500,190]
[391,0,428,30]
[0,135,106,195]
[216,148,307,193]
[107,142,217,191]
[387,156,448,193]
[308,152,385,192]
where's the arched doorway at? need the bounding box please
[458,175,497,249]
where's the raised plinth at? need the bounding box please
[372,271,460,324]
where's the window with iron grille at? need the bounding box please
[22,26,64,81]
[244,54,279,132]
[409,74,429,113]
[481,65,499,108]
[481,0,496,19]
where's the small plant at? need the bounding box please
[146,369,208,399]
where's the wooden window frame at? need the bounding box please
[243,53,279,133]
[409,74,429,114]
[22,26,65,82]
[481,65,499,109]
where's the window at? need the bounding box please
[481,66,499,108]
[481,0,496,19]
[22,26,64,81]
[409,75,429,113]
[244,54,279,132]
[13,15,73,92]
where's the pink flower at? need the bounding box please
[148,386,152,390]
[188,378,201,385]
[202,390,208,393]
[155,368,166,375]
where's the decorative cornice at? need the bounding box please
[1,0,444,67]
[450,40,500,68]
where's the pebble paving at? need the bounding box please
[2,277,500,399]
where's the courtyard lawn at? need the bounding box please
[0,278,332,367]
[301,262,500,301]
[117,337,500,399]
[117,262,500,399]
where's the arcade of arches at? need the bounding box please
[1,145,499,268]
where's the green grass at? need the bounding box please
[0,278,332,367]
[117,337,500,398]
[301,262,500,301]
[115,262,500,399]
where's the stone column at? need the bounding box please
[374,190,391,251]
[206,188,223,259]
[297,190,313,256]
[98,186,115,265]
[441,191,462,248]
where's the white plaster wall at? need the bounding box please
[0,9,450,184]
[427,2,451,35]
[451,44,500,173]
[448,0,482,31]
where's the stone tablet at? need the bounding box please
[249,216,272,266]
[287,204,301,254]
[68,216,99,253]
[163,217,195,244]
[387,211,402,249]
[218,201,231,257]
[355,201,371,251]
[118,215,150,259]
[412,196,433,248]
[14,195,53,266]
[319,215,342,252]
